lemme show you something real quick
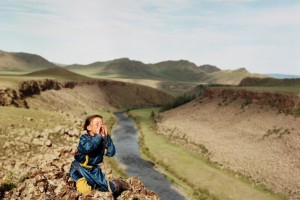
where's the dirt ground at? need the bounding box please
[156,97,300,199]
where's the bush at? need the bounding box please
[160,94,195,112]
[0,182,16,198]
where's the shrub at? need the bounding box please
[0,182,16,198]
[160,94,196,112]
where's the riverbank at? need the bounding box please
[128,108,285,200]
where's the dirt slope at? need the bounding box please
[0,79,174,112]
[156,89,300,199]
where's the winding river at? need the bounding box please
[112,112,185,200]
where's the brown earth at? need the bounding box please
[156,88,300,199]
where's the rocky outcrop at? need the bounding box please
[1,79,173,109]
[0,88,27,107]
[203,87,300,111]
[0,122,160,200]
[19,79,63,98]
[1,148,159,200]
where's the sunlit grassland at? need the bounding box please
[128,108,286,200]
[0,107,69,131]
[82,73,198,96]
[0,75,43,89]
[0,69,93,90]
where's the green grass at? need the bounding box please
[25,67,93,81]
[0,107,69,131]
[128,108,286,200]
[0,182,16,197]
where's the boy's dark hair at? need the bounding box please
[83,115,103,131]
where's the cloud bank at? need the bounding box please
[0,0,299,74]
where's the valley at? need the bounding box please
[1,49,300,199]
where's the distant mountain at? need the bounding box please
[266,73,300,79]
[0,49,266,85]
[148,60,208,82]
[198,64,221,73]
[68,60,267,85]
[68,59,209,82]
[67,58,157,79]
[204,68,267,85]
[0,50,57,72]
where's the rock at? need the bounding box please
[25,117,34,122]
[2,149,160,200]
[45,139,52,147]
[3,141,10,149]
[32,138,45,146]
[21,136,32,144]
[54,125,64,133]
[67,129,80,137]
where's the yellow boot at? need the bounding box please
[76,177,92,195]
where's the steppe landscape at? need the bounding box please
[156,87,300,199]
[0,50,300,200]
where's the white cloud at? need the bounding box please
[1,0,300,74]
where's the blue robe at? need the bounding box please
[69,133,116,192]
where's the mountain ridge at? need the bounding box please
[0,50,56,72]
[0,49,268,85]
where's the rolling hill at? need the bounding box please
[67,58,157,79]
[67,59,211,82]
[25,67,92,81]
[148,60,208,82]
[204,68,267,85]
[198,64,221,73]
[0,50,57,72]
[0,49,271,88]
[67,58,267,85]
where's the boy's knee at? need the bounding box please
[76,177,92,195]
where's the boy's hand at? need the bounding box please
[99,124,108,137]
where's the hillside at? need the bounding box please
[239,77,300,86]
[204,68,267,85]
[67,58,156,79]
[0,50,57,72]
[198,64,221,73]
[155,87,300,199]
[0,77,173,199]
[0,49,270,94]
[67,59,268,88]
[148,60,208,82]
[0,79,174,111]
[0,107,159,199]
[26,67,93,81]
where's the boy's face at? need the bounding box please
[87,117,103,134]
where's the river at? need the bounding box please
[112,112,186,200]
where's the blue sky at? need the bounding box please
[0,0,300,75]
